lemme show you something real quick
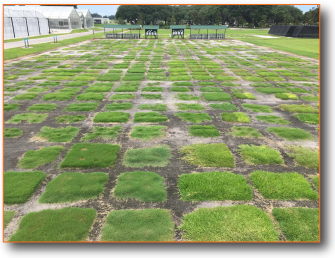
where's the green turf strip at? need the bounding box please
[114,171,167,202]
[61,143,119,168]
[93,112,129,123]
[9,207,96,241]
[178,172,252,201]
[267,127,313,141]
[5,171,46,204]
[134,112,168,123]
[181,143,235,168]
[250,171,318,200]
[179,205,279,241]
[4,128,23,138]
[39,172,108,203]
[37,126,80,142]
[101,209,174,241]
[82,126,122,141]
[188,125,220,137]
[130,125,167,141]
[285,145,319,169]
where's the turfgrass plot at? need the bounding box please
[93,112,129,123]
[267,127,313,141]
[130,125,167,141]
[221,112,251,123]
[39,172,108,203]
[123,145,171,168]
[133,112,168,123]
[179,205,279,241]
[175,113,211,123]
[61,143,120,168]
[181,143,235,168]
[238,144,284,165]
[4,128,23,138]
[178,172,252,201]
[250,171,318,200]
[9,207,96,241]
[5,171,46,204]
[188,125,220,137]
[37,126,80,142]
[101,209,174,241]
[114,171,167,202]
[82,126,122,141]
[229,126,262,138]
[285,145,319,169]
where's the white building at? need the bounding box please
[76,9,94,28]
[93,18,110,24]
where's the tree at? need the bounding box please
[179,18,185,25]
[171,14,176,25]
[117,17,125,24]
[215,11,222,25]
[305,11,314,25]
[150,21,153,25]
[91,13,102,18]
[167,17,171,26]
[200,14,205,25]
[137,13,144,25]
[283,13,293,24]
[260,15,267,29]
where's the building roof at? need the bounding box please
[4,8,46,18]
[76,9,90,18]
[5,6,79,19]
[170,25,186,29]
[143,25,160,30]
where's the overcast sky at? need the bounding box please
[77,4,318,16]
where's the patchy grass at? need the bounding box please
[123,145,171,168]
[4,211,15,228]
[267,127,313,141]
[278,104,318,113]
[228,126,262,138]
[63,102,99,112]
[105,102,133,111]
[141,94,162,100]
[221,112,251,123]
[114,86,139,92]
[250,171,318,200]
[311,175,319,189]
[114,171,167,202]
[75,93,104,101]
[202,92,232,101]
[110,94,135,100]
[209,103,238,111]
[7,113,48,124]
[179,205,279,241]
[42,93,75,101]
[4,171,46,204]
[176,103,205,111]
[142,87,164,92]
[85,84,113,92]
[255,87,287,94]
[9,207,96,242]
[4,103,19,111]
[176,93,201,101]
[238,144,284,165]
[175,113,211,123]
[170,87,190,92]
[178,172,252,201]
[287,87,312,94]
[82,126,122,141]
[37,126,80,142]
[255,115,290,125]
[275,93,299,100]
[4,128,23,138]
[61,143,120,168]
[134,112,168,123]
[301,95,319,102]
[200,87,222,92]
[188,125,220,137]
[130,125,167,141]
[272,208,319,241]
[93,112,129,123]
[138,104,167,111]
[27,103,59,111]
[39,172,108,203]
[18,146,64,169]
[101,209,174,241]
[56,115,86,123]
[12,93,39,101]
[172,82,193,86]
[250,83,273,87]
[180,143,235,168]
[285,145,319,169]
[295,113,319,125]
[242,104,272,113]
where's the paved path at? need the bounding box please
[4,31,95,49]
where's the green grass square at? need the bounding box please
[101,209,174,241]
[110,93,135,100]
[27,103,59,111]
[75,93,104,101]
[295,113,319,125]
[267,127,313,141]
[175,113,211,123]
[134,112,168,123]
[178,171,252,201]
[202,93,232,101]
[42,93,75,101]
[242,104,272,113]
[13,93,39,101]
[176,93,201,101]
[61,143,120,168]
[188,125,220,137]
[130,125,167,141]
[250,171,318,200]
[4,103,19,111]
[5,171,46,204]
[114,171,167,202]
[4,128,23,138]
[9,207,96,241]
[279,104,318,113]
[180,143,235,168]
[39,172,108,203]
[228,126,262,138]
[93,112,129,123]
[285,145,319,169]
[255,115,290,125]
[37,126,80,142]
[221,112,250,123]
[138,104,167,111]
[105,102,133,111]
[4,211,15,228]
[238,144,284,165]
[81,126,122,141]
[63,102,99,112]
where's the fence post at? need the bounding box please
[10,17,16,38]
[37,18,41,35]
[47,18,51,34]
[25,17,29,36]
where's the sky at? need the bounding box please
[77,4,318,16]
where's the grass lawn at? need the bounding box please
[93,112,130,123]
[209,103,238,111]
[178,172,252,201]
[61,143,120,168]
[105,102,133,111]
[4,171,46,204]
[123,145,171,168]
[37,126,80,142]
[175,113,211,123]
[18,146,64,169]
[311,175,319,189]
[221,112,251,123]
[110,94,135,100]
[63,102,99,112]
[114,171,167,202]
[238,144,284,165]
[9,207,96,241]
[27,103,59,111]
[285,145,319,169]
[295,113,319,125]
[279,104,318,113]
[229,126,262,138]
[12,93,39,101]
[75,93,104,101]
[39,172,108,203]
[4,103,19,111]
[180,143,235,168]
[272,208,319,241]
[255,115,290,125]
[242,104,272,113]
[250,171,318,200]
[141,94,162,100]
[4,128,23,138]
[202,93,232,101]
[267,127,313,141]
[275,93,299,100]
[176,103,205,111]
[188,125,220,137]
[4,211,15,228]
[133,112,168,123]
[130,125,167,141]
[101,209,174,241]
[56,115,86,123]
[179,205,279,241]
[82,126,122,141]
[176,93,201,101]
